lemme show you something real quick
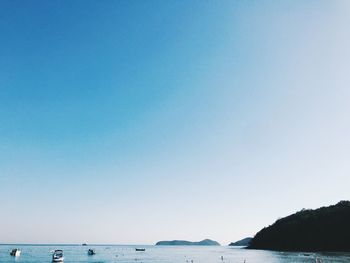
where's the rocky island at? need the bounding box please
[249,201,350,251]
[156,239,220,246]
[229,237,252,247]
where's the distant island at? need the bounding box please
[156,239,220,246]
[248,201,350,252]
[229,237,252,247]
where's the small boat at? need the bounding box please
[82,243,87,246]
[52,250,64,262]
[10,249,21,257]
[135,248,145,251]
[88,249,96,255]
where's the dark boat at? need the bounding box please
[135,248,145,251]
[82,243,87,246]
[88,249,96,255]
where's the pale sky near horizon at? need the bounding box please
[1,0,350,245]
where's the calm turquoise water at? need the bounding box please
[0,245,349,263]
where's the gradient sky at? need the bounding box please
[1,0,350,245]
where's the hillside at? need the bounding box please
[249,201,350,251]
[229,237,252,246]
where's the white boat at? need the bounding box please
[52,250,64,262]
[10,249,21,257]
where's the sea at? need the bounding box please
[1,245,350,263]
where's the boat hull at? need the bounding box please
[10,250,21,257]
[52,257,64,262]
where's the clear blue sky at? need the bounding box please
[1,0,350,244]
